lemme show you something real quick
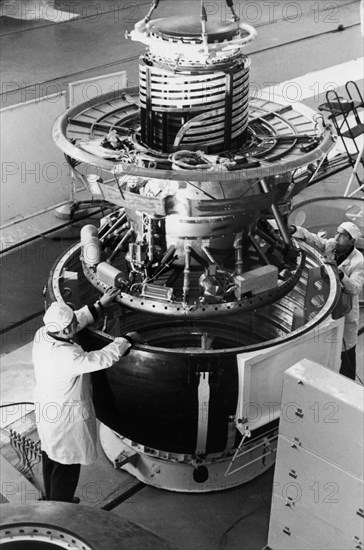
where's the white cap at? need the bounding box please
[337,221,361,242]
[43,302,74,332]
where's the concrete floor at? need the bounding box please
[0,1,363,549]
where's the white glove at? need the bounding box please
[114,337,132,355]
[323,241,337,265]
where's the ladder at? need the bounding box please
[319,81,364,197]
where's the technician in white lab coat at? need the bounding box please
[33,288,135,503]
[290,221,364,381]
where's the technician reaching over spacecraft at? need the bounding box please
[33,288,137,503]
[289,221,364,381]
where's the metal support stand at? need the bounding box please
[344,140,364,197]
[319,81,364,197]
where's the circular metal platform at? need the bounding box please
[0,502,179,550]
[148,16,241,43]
[54,89,334,178]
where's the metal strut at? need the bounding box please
[183,244,192,303]
[200,1,208,53]
[224,426,278,477]
[224,426,251,477]
[226,0,240,21]
[143,0,160,23]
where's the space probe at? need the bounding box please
[49,0,342,491]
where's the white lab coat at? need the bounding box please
[33,306,129,465]
[294,226,364,350]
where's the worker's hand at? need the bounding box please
[323,242,336,265]
[99,287,120,308]
[114,336,132,356]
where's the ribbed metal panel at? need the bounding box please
[139,58,250,152]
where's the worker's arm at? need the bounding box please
[75,288,120,331]
[56,336,133,375]
[340,259,364,296]
[289,225,328,253]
